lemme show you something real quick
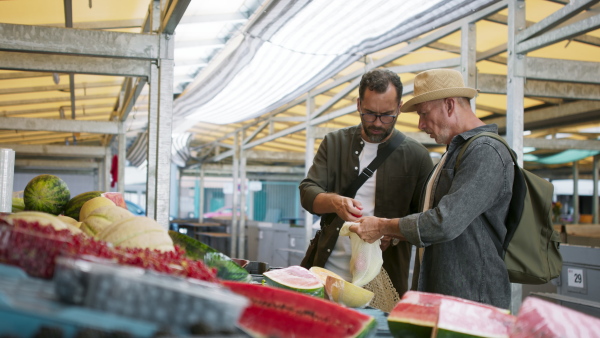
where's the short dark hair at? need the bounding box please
[358,69,403,104]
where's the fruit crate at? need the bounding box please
[54,256,250,335]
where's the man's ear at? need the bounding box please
[357,98,361,113]
[444,98,456,116]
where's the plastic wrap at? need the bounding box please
[54,256,249,334]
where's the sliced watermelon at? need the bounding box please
[511,297,600,338]
[263,265,324,298]
[101,192,126,208]
[223,281,376,338]
[388,291,513,338]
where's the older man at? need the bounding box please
[350,68,514,309]
[300,68,433,311]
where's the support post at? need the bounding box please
[304,93,316,249]
[117,122,126,194]
[461,21,477,111]
[506,0,526,315]
[239,149,247,259]
[231,132,240,258]
[573,161,579,224]
[146,62,159,220]
[593,154,599,224]
[198,167,205,222]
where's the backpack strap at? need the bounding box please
[343,131,406,198]
[454,131,526,259]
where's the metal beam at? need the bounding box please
[0,117,119,134]
[245,150,305,162]
[161,0,192,35]
[487,100,600,127]
[522,57,600,84]
[478,73,600,100]
[2,143,108,158]
[517,0,600,42]
[1,103,114,118]
[516,13,600,54]
[0,80,122,96]
[523,138,600,150]
[0,51,150,78]
[14,159,99,169]
[0,71,50,80]
[0,93,115,108]
[0,23,160,59]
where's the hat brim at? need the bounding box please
[400,87,478,112]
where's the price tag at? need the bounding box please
[568,268,584,288]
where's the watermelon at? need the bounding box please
[63,191,103,220]
[263,265,325,298]
[64,191,127,220]
[169,230,251,282]
[388,291,513,338]
[101,192,126,208]
[511,297,600,338]
[223,281,376,338]
[23,174,70,215]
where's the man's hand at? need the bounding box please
[313,193,363,222]
[349,216,405,244]
[348,216,384,243]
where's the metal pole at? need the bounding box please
[231,132,239,258]
[117,122,126,194]
[304,92,315,250]
[198,167,205,222]
[573,161,579,224]
[146,63,159,220]
[239,150,247,259]
[461,21,477,111]
[593,154,599,224]
[506,0,526,316]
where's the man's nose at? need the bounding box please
[418,117,425,131]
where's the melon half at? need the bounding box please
[263,266,324,298]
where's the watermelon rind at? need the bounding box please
[23,174,70,215]
[63,191,103,220]
[169,230,251,282]
[223,281,376,338]
[263,266,325,298]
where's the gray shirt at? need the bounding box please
[400,124,513,309]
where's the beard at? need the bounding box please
[363,124,393,143]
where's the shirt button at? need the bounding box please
[355,151,359,155]
[336,228,339,231]
[355,167,358,170]
[327,249,331,253]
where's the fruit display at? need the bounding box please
[63,190,103,220]
[95,216,174,252]
[0,216,218,282]
[388,291,514,338]
[223,281,377,338]
[263,265,324,298]
[79,196,116,222]
[80,204,134,236]
[54,256,248,334]
[3,211,81,235]
[23,174,70,215]
[511,297,600,337]
[169,230,251,282]
[11,196,24,213]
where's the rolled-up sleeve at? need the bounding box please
[299,136,329,214]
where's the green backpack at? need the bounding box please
[457,132,562,284]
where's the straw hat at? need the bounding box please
[400,69,478,112]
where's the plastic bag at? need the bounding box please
[339,222,383,286]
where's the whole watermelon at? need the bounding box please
[23,174,70,215]
[63,191,103,220]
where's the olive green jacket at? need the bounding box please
[299,125,433,296]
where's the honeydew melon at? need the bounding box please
[325,275,374,308]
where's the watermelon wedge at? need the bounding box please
[263,265,324,298]
[511,297,600,338]
[101,192,126,208]
[388,291,513,338]
[223,281,376,338]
